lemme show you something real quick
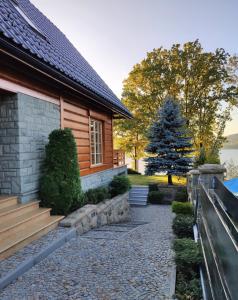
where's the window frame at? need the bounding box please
[90,118,103,166]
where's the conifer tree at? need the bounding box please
[40,128,83,215]
[145,97,193,185]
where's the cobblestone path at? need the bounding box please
[0,205,175,300]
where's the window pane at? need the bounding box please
[90,119,103,165]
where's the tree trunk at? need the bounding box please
[134,146,139,172]
[168,174,173,185]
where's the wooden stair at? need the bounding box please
[0,196,64,260]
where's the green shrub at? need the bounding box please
[109,175,131,197]
[172,201,193,215]
[40,128,83,215]
[148,183,159,192]
[128,168,141,175]
[147,191,164,204]
[174,188,188,202]
[172,214,194,238]
[176,272,202,300]
[174,238,202,271]
[84,187,110,204]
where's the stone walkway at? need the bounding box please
[0,205,175,300]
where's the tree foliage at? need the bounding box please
[115,40,238,165]
[145,98,193,184]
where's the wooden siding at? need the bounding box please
[62,99,113,176]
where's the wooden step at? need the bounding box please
[0,208,51,241]
[0,215,64,260]
[0,201,40,224]
[0,196,18,210]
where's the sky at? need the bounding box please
[31,0,238,136]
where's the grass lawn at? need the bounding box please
[128,174,186,186]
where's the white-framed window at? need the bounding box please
[90,119,103,165]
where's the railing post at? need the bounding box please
[198,164,226,190]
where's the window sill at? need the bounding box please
[90,163,104,169]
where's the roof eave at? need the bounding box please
[0,36,132,119]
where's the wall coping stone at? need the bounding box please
[198,164,226,174]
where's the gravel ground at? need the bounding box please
[0,205,175,300]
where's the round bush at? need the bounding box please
[172,201,193,215]
[173,214,194,238]
[147,191,164,204]
[84,187,110,204]
[40,128,83,215]
[109,175,131,197]
[149,183,159,192]
[174,189,188,202]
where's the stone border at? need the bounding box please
[0,228,76,291]
[60,192,130,234]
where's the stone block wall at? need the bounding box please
[80,165,128,191]
[0,94,20,195]
[0,93,60,202]
[17,93,60,202]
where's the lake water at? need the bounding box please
[126,149,238,175]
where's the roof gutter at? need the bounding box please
[0,36,132,119]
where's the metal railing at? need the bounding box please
[196,179,238,300]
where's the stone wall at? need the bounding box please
[60,192,130,234]
[0,94,20,195]
[0,93,60,202]
[80,165,127,191]
[17,94,60,202]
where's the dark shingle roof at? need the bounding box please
[0,0,131,117]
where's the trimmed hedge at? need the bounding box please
[84,187,110,205]
[172,201,193,215]
[128,168,141,175]
[148,183,159,192]
[176,273,202,300]
[147,191,164,204]
[174,189,188,202]
[40,128,83,215]
[173,238,202,299]
[172,214,194,238]
[109,175,131,197]
[174,238,202,271]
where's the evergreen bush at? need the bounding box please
[173,238,202,271]
[148,183,159,192]
[40,128,83,215]
[176,272,202,300]
[147,191,164,204]
[174,188,188,202]
[109,175,131,197]
[172,201,193,215]
[128,168,141,175]
[172,214,194,238]
[84,187,110,204]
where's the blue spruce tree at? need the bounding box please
[145,97,193,185]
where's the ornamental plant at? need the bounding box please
[109,175,131,197]
[40,128,83,215]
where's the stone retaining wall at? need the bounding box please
[60,192,130,234]
[80,165,127,191]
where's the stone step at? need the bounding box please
[129,196,147,201]
[129,201,147,206]
[130,193,148,197]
